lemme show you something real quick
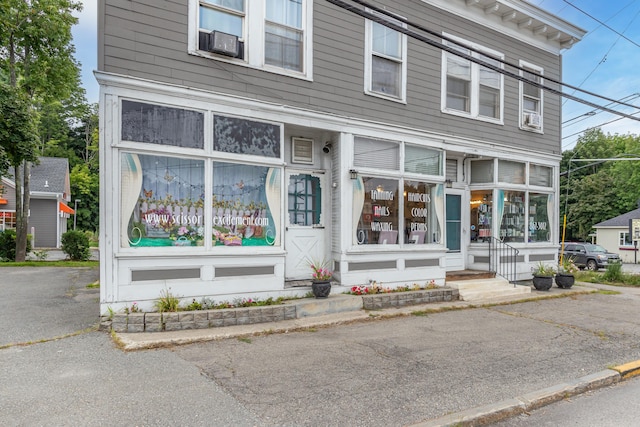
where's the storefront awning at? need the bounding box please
[59,202,75,214]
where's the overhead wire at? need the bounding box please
[329,0,640,117]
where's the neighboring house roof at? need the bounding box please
[30,157,70,195]
[593,208,640,228]
[3,157,71,195]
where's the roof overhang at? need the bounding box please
[423,0,586,53]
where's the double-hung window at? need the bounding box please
[520,61,544,131]
[442,36,503,122]
[190,0,312,79]
[365,11,407,102]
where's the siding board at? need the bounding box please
[101,0,564,154]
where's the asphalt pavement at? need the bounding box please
[2,265,640,426]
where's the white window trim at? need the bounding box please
[364,10,407,103]
[440,34,504,124]
[519,60,544,133]
[187,0,313,81]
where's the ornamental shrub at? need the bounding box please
[0,230,32,261]
[61,230,91,261]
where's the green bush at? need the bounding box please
[61,230,91,261]
[602,261,623,283]
[0,230,32,261]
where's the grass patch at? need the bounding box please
[575,268,640,287]
[596,289,621,295]
[237,337,252,343]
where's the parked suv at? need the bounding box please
[560,243,621,271]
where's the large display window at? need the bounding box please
[355,177,399,245]
[528,193,552,242]
[121,153,281,248]
[404,181,440,244]
[122,153,205,247]
[212,161,280,246]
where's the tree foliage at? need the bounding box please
[561,129,640,241]
[0,0,83,261]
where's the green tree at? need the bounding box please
[0,0,82,261]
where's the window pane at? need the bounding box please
[479,55,501,89]
[214,115,281,158]
[123,153,205,248]
[499,190,525,243]
[202,0,244,12]
[446,76,470,111]
[266,0,302,28]
[372,21,401,59]
[265,23,302,71]
[121,101,204,149]
[354,137,399,170]
[288,174,321,226]
[404,181,439,244]
[212,162,280,246]
[470,160,493,183]
[405,145,442,176]
[523,97,538,112]
[446,45,470,80]
[498,160,525,184]
[529,193,551,243]
[355,177,399,245]
[371,55,401,97]
[479,85,500,119]
[470,190,492,242]
[199,7,243,36]
[530,164,552,187]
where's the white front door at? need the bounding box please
[285,170,326,280]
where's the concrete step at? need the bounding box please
[447,277,531,302]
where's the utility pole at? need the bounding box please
[74,199,81,230]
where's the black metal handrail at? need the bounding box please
[488,237,519,285]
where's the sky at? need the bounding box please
[71,1,640,151]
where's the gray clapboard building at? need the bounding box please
[1,157,73,248]
[97,0,585,313]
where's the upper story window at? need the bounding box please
[189,0,312,80]
[365,11,407,102]
[520,61,544,132]
[441,36,504,123]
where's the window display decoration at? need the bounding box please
[212,162,280,247]
[122,153,205,248]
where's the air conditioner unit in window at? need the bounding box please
[208,31,240,57]
[525,112,542,128]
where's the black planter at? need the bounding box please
[311,280,332,298]
[555,273,575,289]
[532,275,553,291]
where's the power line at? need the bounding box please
[332,0,640,115]
[562,0,640,49]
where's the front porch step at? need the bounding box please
[446,270,496,281]
[446,277,531,302]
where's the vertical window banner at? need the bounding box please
[529,193,551,242]
[122,154,205,247]
[212,162,280,247]
[356,177,399,245]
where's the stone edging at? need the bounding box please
[106,288,460,333]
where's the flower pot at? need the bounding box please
[555,273,575,289]
[532,275,553,291]
[311,280,332,298]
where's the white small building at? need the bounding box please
[593,208,640,263]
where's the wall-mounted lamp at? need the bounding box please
[349,169,358,180]
[445,179,453,188]
[323,142,332,153]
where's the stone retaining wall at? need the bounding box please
[107,288,459,333]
